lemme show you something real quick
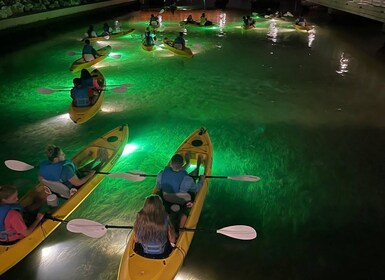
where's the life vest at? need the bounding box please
[138,218,168,255]
[160,167,187,193]
[72,86,90,107]
[39,160,76,185]
[82,44,94,55]
[0,204,22,242]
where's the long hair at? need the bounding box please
[134,195,169,244]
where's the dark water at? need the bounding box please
[1,5,385,280]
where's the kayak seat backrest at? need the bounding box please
[163,192,191,213]
[163,192,191,205]
[42,179,70,199]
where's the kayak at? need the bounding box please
[117,127,213,280]
[0,124,129,275]
[243,24,255,30]
[141,42,155,52]
[162,38,193,58]
[68,69,105,124]
[83,29,135,42]
[70,45,112,73]
[294,24,312,32]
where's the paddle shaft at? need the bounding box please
[138,174,229,179]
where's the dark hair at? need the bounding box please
[85,39,90,44]
[0,185,17,200]
[80,69,92,80]
[73,78,81,86]
[46,144,62,162]
[179,32,184,36]
[171,154,184,167]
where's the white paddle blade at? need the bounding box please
[110,86,127,93]
[67,219,107,238]
[5,160,35,171]
[106,172,145,181]
[38,88,55,94]
[228,175,261,182]
[217,225,257,240]
[159,9,165,14]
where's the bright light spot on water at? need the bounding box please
[123,143,137,156]
[308,29,316,48]
[336,52,349,76]
[267,20,278,43]
[41,245,54,258]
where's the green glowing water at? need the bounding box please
[1,8,384,280]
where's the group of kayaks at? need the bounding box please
[0,124,129,275]
[0,126,213,280]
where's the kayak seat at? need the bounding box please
[163,192,191,212]
[42,179,70,199]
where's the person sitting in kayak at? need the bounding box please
[156,153,205,228]
[38,144,104,195]
[149,14,159,27]
[246,15,256,27]
[143,27,156,46]
[173,32,185,50]
[199,12,213,26]
[82,39,99,62]
[133,195,176,259]
[186,14,195,24]
[80,69,101,91]
[84,25,97,38]
[296,16,307,26]
[0,185,45,245]
[71,78,97,107]
[102,22,113,36]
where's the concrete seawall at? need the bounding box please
[0,0,137,31]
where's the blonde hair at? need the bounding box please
[134,195,169,244]
[46,144,62,162]
[0,185,17,201]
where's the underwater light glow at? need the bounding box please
[123,143,138,156]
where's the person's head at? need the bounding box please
[80,69,92,80]
[135,194,168,243]
[202,13,205,17]
[73,77,81,86]
[179,32,184,37]
[45,144,65,162]
[151,14,154,17]
[170,154,184,170]
[0,185,18,204]
[84,39,90,45]
[104,23,108,27]
[88,25,94,30]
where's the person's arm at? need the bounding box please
[180,175,205,193]
[7,211,44,238]
[68,170,95,187]
[155,172,163,194]
[168,221,176,246]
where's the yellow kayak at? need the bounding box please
[70,45,112,73]
[163,38,193,58]
[142,42,155,52]
[83,29,135,42]
[118,127,212,280]
[0,124,129,275]
[68,69,105,124]
[294,24,312,32]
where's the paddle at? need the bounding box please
[118,171,261,182]
[4,160,141,181]
[37,84,133,94]
[67,51,121,59]
[66,218,257,240]
[50,83,134,89]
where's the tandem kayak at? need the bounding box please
[118,127,213,280]
[68,69,105,124]
[83,29,135,42]
[0,124,128,275]
[162,38,193,58]
[70,45,112,73]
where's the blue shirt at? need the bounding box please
[156,167,203,193]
